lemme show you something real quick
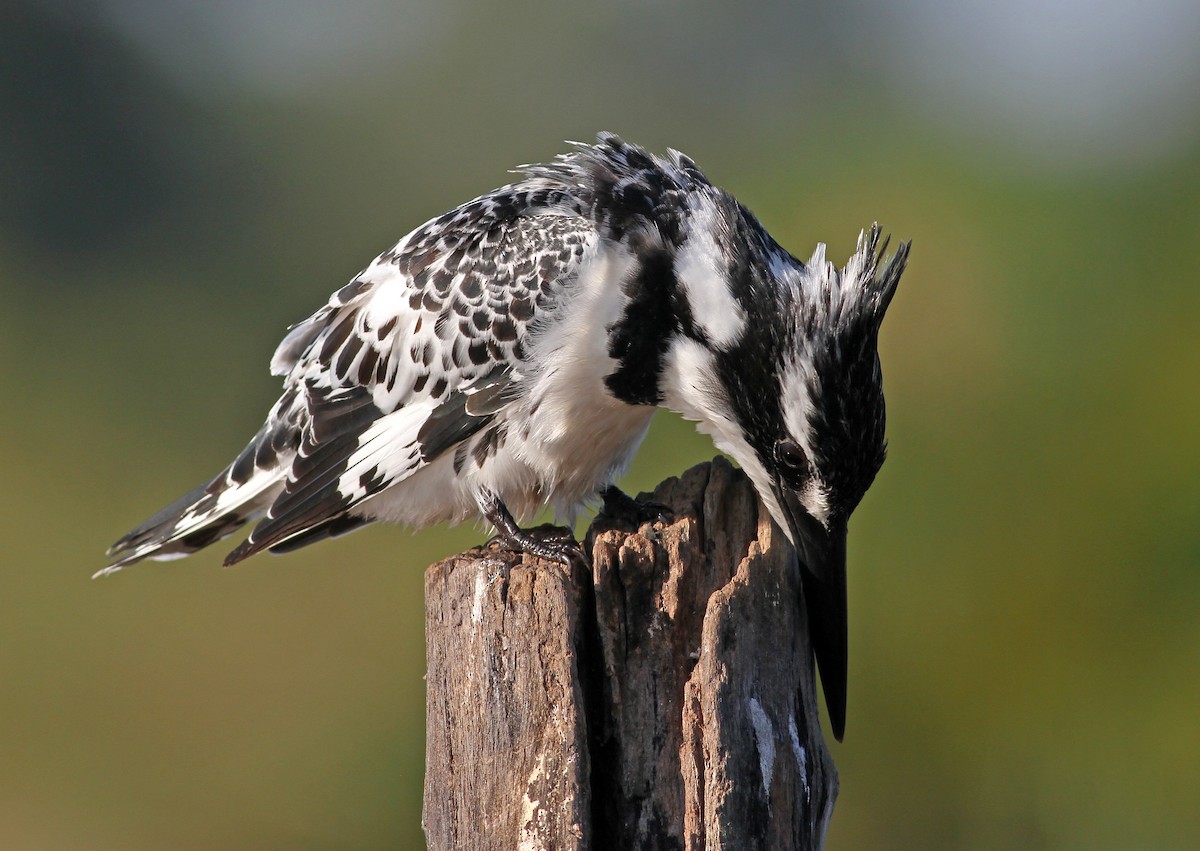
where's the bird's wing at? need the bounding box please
[106,185,597,570]
[224,190,597,564]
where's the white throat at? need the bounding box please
[658,335,791,539]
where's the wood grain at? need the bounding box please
[423,458,837,850]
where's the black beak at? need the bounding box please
[775,485,849,742]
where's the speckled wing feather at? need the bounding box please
[103,182,595,572]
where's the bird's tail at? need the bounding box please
[98,441,288,577]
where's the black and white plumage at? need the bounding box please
[103,133,908,740]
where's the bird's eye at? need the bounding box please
[774,439,811,483]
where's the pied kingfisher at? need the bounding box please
[103,133,908,740]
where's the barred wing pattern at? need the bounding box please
[104,185,595,572]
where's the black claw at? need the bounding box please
[554,541,589,568]
[488,524,581,563]
[476,487,586,565]
[486,524,572,550]
[599,485,673,528]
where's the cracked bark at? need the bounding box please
[423,457,838,850]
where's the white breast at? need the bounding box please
[479,239,656,521]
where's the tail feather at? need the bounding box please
[105,481,212,559]
[97,466,283,577]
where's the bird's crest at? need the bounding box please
[794,224,908,344]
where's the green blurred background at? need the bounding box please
[3,1,1198,848]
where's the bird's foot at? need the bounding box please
[476,487,586,566]
[598,485,673,529]
[485,523,585,566]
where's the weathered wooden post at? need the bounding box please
[423,457,838,850]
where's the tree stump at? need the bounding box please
[423,457,838,850]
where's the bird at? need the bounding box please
[102,132,907,741]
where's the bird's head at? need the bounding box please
[761,226,907,574]
[756,227,906,739]
[666,222,907,552]
[660,219,907,738]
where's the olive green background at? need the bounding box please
[3,2,1198,848]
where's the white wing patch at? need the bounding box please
[334,401,435,501]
